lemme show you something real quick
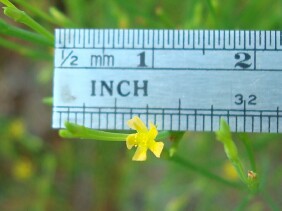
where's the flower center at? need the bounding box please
[136,132,149,147]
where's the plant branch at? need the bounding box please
[0,19,53,46]
[3,7,54,42]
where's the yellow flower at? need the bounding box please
[12,158,33,181]
[9,118,25,139]
[126,116,164,161]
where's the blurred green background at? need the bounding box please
[0,0,282,210]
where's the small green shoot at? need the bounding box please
[216,118,259,193]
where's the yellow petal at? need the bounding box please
[149,122,158,139]
[149,141,164,158]
[126,134,137,149]
[127,116,148,132]
[132,146,147,161]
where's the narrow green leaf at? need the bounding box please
[59,122,170,142]
[12,0,56,23]
[49,7,77,27]
[60,122,128,141]
[216,118,248,185]
[0,0,16,8]
[216,119,238,161]
[12,0,76,27]
[3,7,54,42]
[0,19,53,46]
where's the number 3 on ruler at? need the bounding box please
[235,94,257,105]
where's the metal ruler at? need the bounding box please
[53,29,282,133]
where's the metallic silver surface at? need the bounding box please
[53,29,282,132]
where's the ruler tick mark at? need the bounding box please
[280,31,282,47]
[260,111,263,132]
[178,99,181,130]
[203,115,205,131]
[268,116,271,132]
[243,101,246,132]
[203,30,205,55]
[194,109,197,131]
[211,105,214,132]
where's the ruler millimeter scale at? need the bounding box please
[53,29,282,133]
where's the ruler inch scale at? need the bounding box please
[55,29,282,50]
[53,29,282,133]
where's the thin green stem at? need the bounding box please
[12,0,55,23]
[0,0,16,8]
[60,122,170,141]
[0,19,53,46]
[12,0,76,27]
[49,7,77,28]
[4,7,54,42]
[167,152,243,189]
[60,127,129,141]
